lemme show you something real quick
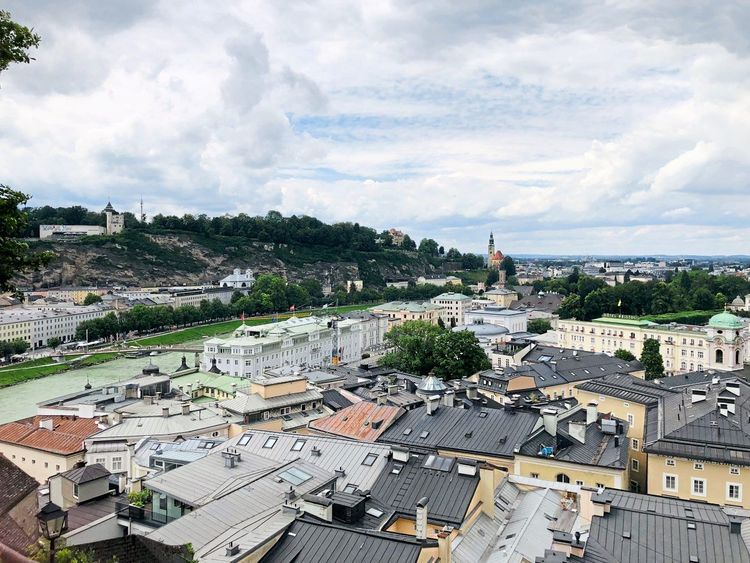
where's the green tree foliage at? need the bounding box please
[486,270,499,287]
[437,317,446,329]
[614,348,636,361]
[558,294,582,319]
[83,292,102,305]
[432,329,491,380]
[501,256,517,277]
[445,248,462,261]
[47,336,62,349]
[0,338,29,360]
[380,321,490,378]
[0,186,55,292]
[527,319,552,334]
[460,253,485,270]
[640,338,664,380]
[401,234,417,250]
[0,10,40,74]
[418,238,440,256]
[691,287,716,310]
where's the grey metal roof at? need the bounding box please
[655,368,740,389]
[261,519,425,563]
[370,451,479,526]
[220,389,323,415]
[61,463,110,484]
[576,373,677,405]
[378,405,538,460]
[518,410,628,469]
[580,489,750,563]
[133,436,225,469]
[223,430,392,490]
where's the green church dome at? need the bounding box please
[708,311,744,330]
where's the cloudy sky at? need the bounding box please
[2,1,749,255]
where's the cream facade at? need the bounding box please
[0,442,85,483]
[0,305,109,348]
[369,301,444,328]
[558,313,749,374]
[430,292,472,326]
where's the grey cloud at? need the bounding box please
[221,33,271,112]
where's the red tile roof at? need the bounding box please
[309,402,404,442]
[0,416,100,455]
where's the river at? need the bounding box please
[0,352,190,424]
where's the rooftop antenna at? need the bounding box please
[140,197,146,223]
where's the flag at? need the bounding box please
[289,305,296,311]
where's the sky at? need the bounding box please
[2,1,750,255]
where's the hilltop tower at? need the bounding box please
[487,232,504,270]
[103,202,124,235]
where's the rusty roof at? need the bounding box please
[309,402,404,442]
[0,416,100,455]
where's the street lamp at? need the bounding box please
[36,502,68,563]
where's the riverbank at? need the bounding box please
[0,352,120,388]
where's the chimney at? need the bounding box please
[162,407,170,418]
[466,385,478,400]
[568,420,587,444]
[415,497,429,540]
[614,435,620,448]
[425,395,440,415]
[437,527,452,563]
[186,383,192,396]
[376,393,388,406]
[335,467,346,478]
[301,494,333,522]
[285,486,297,502]
[144,395,153,405]
[181,403,190,416]
[225,543,240,557]
[39,419,54,431]
[586,401,598,425]
[478,464,495,516]
[542,408,558,436]
[730,515,743,534]
[691,388,707,404]
[387,384,399,396]
[117,473,127,494]
[392,446,410,463]
[443,390,455,408]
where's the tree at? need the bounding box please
[527,319,552,334]
[401,234,416,250]
[83,292,102,305]
[486,270,499,287]
[445,248,462,261]
[379,321,444,375]
[437,317,446,329]
[715,292,727,309]
[432,330,491,380]
[691,287,716,310]
[614,348,636,361]
[47,336,62,349]
[0,186,54,292]
[418,238,440,256]
[640,338,664,380]
[501,256,517,277]
[558,294,582,320]
[0,10,40,75]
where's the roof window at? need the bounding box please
[278,467,312,486]
[362,453,378,466]
[263,436,278,449]
[423,454,454,472]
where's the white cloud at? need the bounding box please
[1,0,749,254]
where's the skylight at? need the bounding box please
[391,463,404,475]
[343,483,358,494]
[291,439,306,452]
[278,466,312,486]
[362,453,378,466]
[403,428,412,435]
[366,507,384,518]
[237,434,251,446]
[423,454,454,472]
[263,436,278,449]
[420,431,430,439]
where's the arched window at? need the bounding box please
[556,473,570,484]
[681,361,686,370]
[736,350,741,365]
[716,349,724,364]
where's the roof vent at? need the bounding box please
[225,543,240,556]
[622,531,631,539]
[311,446,321,457]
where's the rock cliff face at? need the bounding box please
[18,231,438,289]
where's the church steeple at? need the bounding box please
[488,231,495,258]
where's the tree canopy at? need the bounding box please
[0,9,40,75]
[640,338,664,380]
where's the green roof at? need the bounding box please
[592,317,657,327]
[708,311,744,330]
[171,372,241,395]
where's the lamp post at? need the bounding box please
[36,502,68,563]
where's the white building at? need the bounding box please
[0,305,110,349]
[39,225,106,239]
[202,317,328,377]
[335,311,389,358]
[430,292,473,326]
[103,202,124,235]
[219,268,256,289]
[464,306,528,334]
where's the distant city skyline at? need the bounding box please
[2,1,749,255]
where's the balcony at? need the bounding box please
[115,501,180,528]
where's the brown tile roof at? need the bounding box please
[0,416,100,455]
[0,454,38,514]
[309,402,404,442]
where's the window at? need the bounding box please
[530,473,539,479]
[731,466,740,476]
[631,459,640,472]
[664,474,677,491]
[112,457,123,471]
[694,462,704,471]
[343,483,358,494]
[576,480,584,486]
[423,455,454,472]
[263,437,278,449]
[728,484,742,502]
[631,439,639,451]
[362,453,378,466]
[692,478,706,496]
[95,458,106,465]
[73,484,79,498]
[402,428,412,436]
[291,439,306,452]
[366,507,384,518]
[419,431,430,439]
[159,496,167,510]
[556,473,570,484]
[278,467,313,486]
[627,414,634,426]
[666,458,676,467]
[391,463,404,475]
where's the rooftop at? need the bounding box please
[0,454,37,514]
[0,415,100,455]
[309,402,403,441]
[60,463,110,484]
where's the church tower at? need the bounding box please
[488,232,495,263]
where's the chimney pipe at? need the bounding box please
[425,395,440,415]
[614,435,620,448]
[466,385,478,400]
[568,420,587,444]
[376,392,388,406]
[415,497,429,540]
[181,403,190,416]
[542,409,557,436]
[443,390,455,408]
[586,402,598,425]
[162,407,170,418]
[437,528,452,563]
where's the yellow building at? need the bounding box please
[557,312,749,374]
[644,378,750,507]
[369,301,444,328]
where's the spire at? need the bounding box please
[489,231,494,244]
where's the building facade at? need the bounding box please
[0,304,110,349]
[464,306,528,333]
[369,301,444,328]
[430,292,472,326]
[558,312,749,374]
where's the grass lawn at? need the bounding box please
[132,303,381,347]
[640,309,722,325]
[449,270,488,284]
[0,352,121,388]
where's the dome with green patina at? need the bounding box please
[708,311,744,330]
